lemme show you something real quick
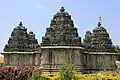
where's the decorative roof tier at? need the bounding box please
[41,7,81,46]
[83,31,92,51]
[83,17,115,52]
[4,22,39,52]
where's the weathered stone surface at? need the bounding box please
[83,31,92,51]
[28,31,40,51]
[41,46,84,73]
[83,21,115,52]
[3,52,41,66]
[4,22,39,52]
[82,52,117,73]
[41,7,81,46]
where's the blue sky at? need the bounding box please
[0,0,120,52]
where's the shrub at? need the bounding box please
[0,66,34,80]
[59,62,77,80]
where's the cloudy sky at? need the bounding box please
[0,0,120,52]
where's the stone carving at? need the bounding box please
[28,31,40,51]
[83,21,115,52]
[83,31,92,51]
[19,22,23,26]
[41,7,81,46]
[4,22,39,52]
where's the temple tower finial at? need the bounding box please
[99,16,102,22]
[98,16,102,26]
[60,7,65,12]
[19,22,23,26]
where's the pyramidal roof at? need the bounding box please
[83,18,115,52]
[41,7,81,46]
[4,22,39,52]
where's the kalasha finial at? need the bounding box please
[60,7,65,12]
[19,22,23,26]
[99,16,102,22]
[98,16,102,26]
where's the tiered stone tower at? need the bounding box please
[83,31,92,51]
[41,7,84,73]
[83,18,116,73]
[83,19,115,52]
[41,7,81,46]
[90,22,114,52]
[4,22,39,52]
[3,22,40,66]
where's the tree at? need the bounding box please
[115,45,120,61]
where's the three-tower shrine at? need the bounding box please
[2,7,117,73]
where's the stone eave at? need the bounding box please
[41,46,84,49]
[89,52,117,54]
[1,51,41,54]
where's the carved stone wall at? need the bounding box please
[82,52,117,73]
[2,52,41,66]
[2,50,117,73]
[40,46,84,73]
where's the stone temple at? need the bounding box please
[2,7,117,73]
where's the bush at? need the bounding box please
[1,64,120,80]
[0,66,34,80]
[59,62,77,80]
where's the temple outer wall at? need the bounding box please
[2,52,41,66]
[41,46,84,73]
[82,52,117,73]
[1,50,117,74]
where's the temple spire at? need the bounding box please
[42,7,81,46]
[4,22,39,52]
[98,16,102,27]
